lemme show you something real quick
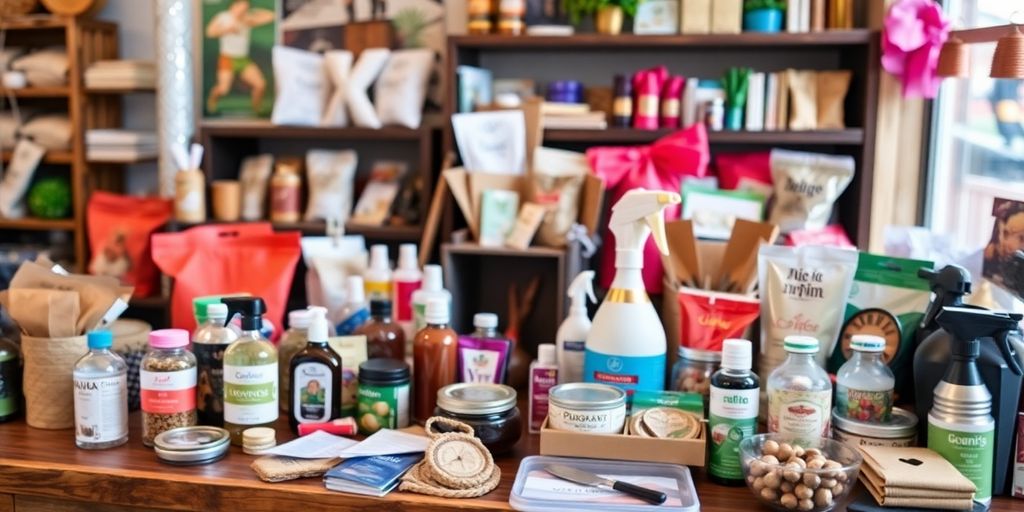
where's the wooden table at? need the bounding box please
[0,414,1017,511]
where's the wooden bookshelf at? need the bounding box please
[0,86,70,97]
[0,217,76,231]
[544,128,866,145]
[449,30,874,50]
[1,150,75,164]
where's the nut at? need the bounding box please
[820,478,837,489]
[795,484,813,500]
[804,448,823,460]
[763,439,781,457]
[783,463,803,483]
[777,443,795,461]
[814,488,834,508]
[764,471,782,489]
[761,454,780,466]
[760,488,779,501]
[788,456,807,468]
[798,498,814,511]
[780,481,794,493]
[822,460,842,479]
[803,472,821,489]
[750,460,768,477]
[752,477,766,491]
[832,483,845,496]
[780,493,798,510]
[793,445,805,458]
[806,458,825,470]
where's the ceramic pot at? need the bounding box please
[595,5,624,35]
[743,8,783,33]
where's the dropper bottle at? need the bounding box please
[222,297,278,445]
[289,306,343,432]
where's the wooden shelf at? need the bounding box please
[0,15,116,31]
[201,119,428,141]
[0,86,70,97]
[169,219,422,241]
[1,150,74,164]
[449,30,874,50]
[444,241,568,258]
[86,86,156,94]
[0,217,75,231]
[87,154,158,164]
[543,128,865,145]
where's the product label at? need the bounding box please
[529,367,558,432]
[270,185,299,219]
[293,362,333,423]
[336,308,370,336]
[193,343,227,425]
[74,374,128,444]
[413,303,427,333]
[393,280,420,322]
[0,357,18,417]
[548,401,626,434]
[559,341,585,384]
[928,418,995,503]
[612,97,632,117]
[224,363,278,425]
[836,384,893,423]
[583,349,665,394]
[356,382,409,435]
[140,369,197,414]
[342,368,357,418]
[460,348,503,383]
[709,387,759,480]
[364,281,391,300]
[768,388,831,442]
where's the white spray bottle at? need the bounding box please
[557,270,596,384]
[583,189,681,393]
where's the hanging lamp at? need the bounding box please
[990,25,1024,79]
[937,35,970,77]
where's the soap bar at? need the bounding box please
[679,0,711,34]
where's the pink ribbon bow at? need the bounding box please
[881,0,951,99]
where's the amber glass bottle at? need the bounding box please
[413,298,458,425]
[289,307,343,433]
[356,299,406,361]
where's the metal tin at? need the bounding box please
[548,383,627,433]
[154,426,231,465]
[831,406,918,447]
[437,383,517,416]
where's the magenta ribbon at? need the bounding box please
[881,0,951,99]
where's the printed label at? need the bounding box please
[928,418,995,503]
[393,280,420,322]
[529,368,558,432]
[583,349,665,394]
[413,303,427,333]
[0,357,18,417]
[140,369,197,414]
[224,363,278,425]
[335,308,370,336]
[357,382,410,434]
[341,368,357,418]
[271,185,299,219]
[74,374,128,444]
[836,384,893,423]
[461,348,502,383]
[709,387,759,480]
[293,362,333,423]
[548,401,626,433]
[364,281,391,300]
[193,343,227,425]
[559,341,585,384]
[768,388,831,442]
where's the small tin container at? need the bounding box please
[154,426,231,466]
[548,383,627,434]
[831,406,918,447]
[436,383,522,454]
[546,80,584,104]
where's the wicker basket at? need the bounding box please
[21,334,86,429]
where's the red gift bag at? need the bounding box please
[587,123,710,293]
[87,192,173,298]
[151,223,301,337]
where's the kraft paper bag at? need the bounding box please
[21,334,87,429]
[859,446,976,493]
[787,69,818,131]
[816,70,852,130]
[6,288,80,338]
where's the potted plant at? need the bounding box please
[743,0,786,33]
[564,0,642,35]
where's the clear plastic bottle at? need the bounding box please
[836,334,895,423]
[766,336,832,441]
[74,331,129,449]
[279,310,311,413]
[193,303,239,426]
[336,275,370,335]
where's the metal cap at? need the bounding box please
[436,383,517,416]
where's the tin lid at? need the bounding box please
[549,383,626,411]
[832,406,918,438]
[437,383,517,416]
[678,346,722,363]
[154,426,230,464]
[359,358,410,384]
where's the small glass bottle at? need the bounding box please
[467,0,494,34]
[671,347,720,402]
[0,335,20,423]
[767,336,832,442]
[497,0,525,35]
[612,74,633,128]
[278,309,311,413]
[141,329,198,446]
[290,307,343,433]
[708,339,759,486]
[836,334,894,423]
[193,303,239,426]
[413,298,459,425]
[74,331,128,449]
[270,159,301,223]
[356,299,406,361]
[222,298,278,446]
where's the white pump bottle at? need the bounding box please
[583,189,681,393]
[556,270,596,384]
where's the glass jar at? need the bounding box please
[498,0,525,35]
[357,358,411,435]
[835,334,895,423]
[141,329,197,446]
[279,309,311,413]
[766,336,832,441]
[671,347,720,400]
[466,0,493,34]
[435,383,521,454]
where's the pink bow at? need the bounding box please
[881,0,950,99]
[587,123,711,293]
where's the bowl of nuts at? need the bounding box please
[739,434,862,512]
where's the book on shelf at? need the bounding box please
[744,72,765,132]
[764,73,779,132]
[775,71,790,130]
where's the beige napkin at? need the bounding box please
[859,446,976,493]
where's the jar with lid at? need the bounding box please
[357,359,411,435]
[435,383,521,454]
[279,309,311,413]
[835,334,894,423]
[832,406,917,448]
[466,0,493,34]
[270,158,302,223]
[671,347,720,400]
[356,299,406,361]
[766,336,832,441]
[141,329,197,446]
[0,334,20,423]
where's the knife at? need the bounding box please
[544,464,667,505]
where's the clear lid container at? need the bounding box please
[153,426,230,466]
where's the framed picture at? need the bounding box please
[201,0,278,118]
[983,197,1024,295]
[633,0,679,35]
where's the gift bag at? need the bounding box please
[587,123,710,293]
[22,334,87,429]
[87,192,172,298]
[151,223,302,337]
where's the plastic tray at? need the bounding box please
[509,455,700,512]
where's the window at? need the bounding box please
[925,1,1021,248]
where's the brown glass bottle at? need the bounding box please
[356,299,406,361]
[413,298,458,425]
[289,307,343,433]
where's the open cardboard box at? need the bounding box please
[539,415,707,467]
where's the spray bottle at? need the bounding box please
[584,189,681,393]
[557,271,596,384]
[221,297,278,446]
[927,306,1020,507]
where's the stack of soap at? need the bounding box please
[859,446,976,510]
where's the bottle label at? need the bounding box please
[583,348,665,393]
[270,185,299,219]
[768,388,831,442]
[612,97,632,118]
[0,356,18,417]
[529,367,558,432]
[336,308,370,336]
[140,369,197,414]
[394,280,420,322]
[193,343,228,424]
[460,347,504,384]
[365,281,391,300]
[709,387,759,480]
[836,384,893,422]
[559,340,585,384]
[224,363,278,425]
[293,362,333,423]
[413,303,427,333]
[928,418,995,503]
[74,374,128,443]
[356,382,410,435]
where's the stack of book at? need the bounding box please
[85,60,156,90]
[86,129,158,162]
[542,102,607,130]
[743,71,790,132]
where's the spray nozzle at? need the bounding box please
[567,270,597,311]
[222,297,266,332]
[306,305,329,343]
[936,306,1023,373]
[609,189,681,268]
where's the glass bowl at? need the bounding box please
[739,434,862,512]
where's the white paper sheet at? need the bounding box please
[337,429,429,459]
[262,431,358,459]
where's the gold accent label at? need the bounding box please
[606,288,651,304]
[636,95,659,117]
[613,97,633,117]
[661,98,680,117]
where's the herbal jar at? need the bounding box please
[357,358,411,435]
[435,383,521,454]
[547,383,627,434]
[832,406,918,448]
[671,347,721,400]
[141,329,197,446]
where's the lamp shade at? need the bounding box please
[991,26,1024,79]
[937,36,969,77]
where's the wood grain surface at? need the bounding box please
[0,412,1017,511]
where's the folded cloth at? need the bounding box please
[86,129,158,146]
[859,446,976,493]
[860,464,974,500]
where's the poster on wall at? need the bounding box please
[201,0,277,118]
[983,197,1024,297]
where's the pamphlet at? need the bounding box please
[261,430,358,459]
[324,452,423,497]
[337,428,430,459]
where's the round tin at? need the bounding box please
[831,406,918,447]
[154,426,231,466]
[437,383,517,416]
[548,383,627,434]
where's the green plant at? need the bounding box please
[744,0,786,11]
[563,0,642,24]
[722,67,752,108]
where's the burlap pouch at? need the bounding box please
[21,334,87,429]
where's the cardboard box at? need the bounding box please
[710,0,742,34]
[539,416,706,467]
[679,0,711,34]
